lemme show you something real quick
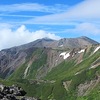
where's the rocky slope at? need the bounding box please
[48,36,99,49]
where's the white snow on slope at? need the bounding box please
[60,52,70,59]
[24,63,31,78]
[59,45,63,47]
[93,46,100,53]
[89,65,96,69]
[78,49,85,53]
[75,71,81,75]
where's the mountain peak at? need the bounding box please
[40,37,54,41]
[42,37,53,40]
[1,36,99,51]
[79,36,99,44]
[79,36,88,38]
[56,36,99,49]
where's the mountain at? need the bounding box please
[3,36,98,51]
[25,36,99,49]
[0,36,98,78]
[47,36,99,49]
[17,37,54,50]
[0,36,100,100]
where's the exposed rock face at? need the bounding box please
[0,83,39,100]
[36,49,64,79]
[49,36,99,49]
[77,75,100,96]
[63,80,72,91]
[0,47,38,78]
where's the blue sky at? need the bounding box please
[0,0,100,50]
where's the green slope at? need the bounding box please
[1,47,100,100]
[8,48,47,80]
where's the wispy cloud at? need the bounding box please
[63,23,100,35]
[0,14,36,18]
[1,0,100,24]
[25,0,100,24]
[0,24,61,50]
[0,3,68,14]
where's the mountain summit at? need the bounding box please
[20,36,99,49]
[2,36,98,51]
[55,36,99,48]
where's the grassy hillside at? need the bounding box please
[9,48,47,80]
[1,46,100,100]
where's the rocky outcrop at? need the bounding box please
[0,84,40,100]
[0,47,37,78]
[63,80,72,91]
[49,36,99,49]
[77,75,100,96]
[0,48,26,78]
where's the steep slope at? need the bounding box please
[17,38,54,50]
[0,38,54,78]
[50,36,99,49]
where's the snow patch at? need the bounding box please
[24,63,31,78]
[93,46,100,53]
[78,49,85,53]
[89,65,99,69]
[59,45,63,47]
[89,65,95,69]
[75,71,81,75]
[60,52,70,59]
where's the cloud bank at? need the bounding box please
[0,24,61,50]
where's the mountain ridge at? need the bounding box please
[1,36,99,51]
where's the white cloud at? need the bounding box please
[0,24,61,50]
[0,3,68,14]
[0,23,13,29]
[1,0,100,25]
[75,23,100,34]
[0,14,36,18]
[25,0,100,24]
[63,23,100,35]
